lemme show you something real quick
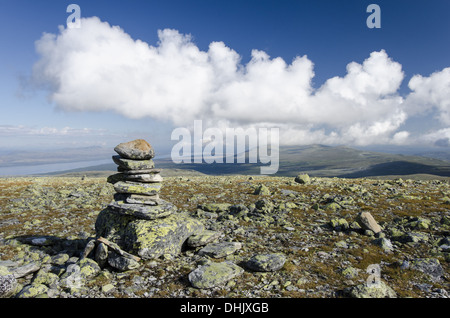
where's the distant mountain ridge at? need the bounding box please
[41,144,450,179]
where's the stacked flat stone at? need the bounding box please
[107,139,177,219]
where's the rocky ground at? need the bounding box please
[0,174,449,298]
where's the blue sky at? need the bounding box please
[1,0,449,157]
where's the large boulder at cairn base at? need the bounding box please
[95,209,204,259]
[114,139,155,160]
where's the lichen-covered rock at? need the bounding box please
[347,281,397,298]
[372,237,394,252]
[96,208,204,260]
[124,213,204,259]
[341,266,360,279]
[187,230,222,248]
[107,251,140,271]
[294,174,310,184]
[95,242,108,268]
[59,264,82,289]
[113,181,161,196]
[188,261,244,289]
[114,139,155,160]
[253,184,270,195]
[246,253,286,272]
[79,258,101,279]
[330,218,349,230]
[398,232,429,243]
[17,283,49,298]
[406,217,431,230]
[0,266,17,298]
[254,199,274,214]
[50,253,70,266]
[403,258,444,282]
[112,155,155,170]
[198,242,242,259]
[32,269,59,286]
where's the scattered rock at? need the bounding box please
[245,253,286,272]
[198,242,242,258]
[372,237,394,252]
[187,230,222,248]
[188,261,244,289]
[347,281,397,298]
[294,174,310,184]
[357,212,382,234]
[254,184,271,195]
[107,251,140,271]
[330,218,349,231]
[402,258,444,282]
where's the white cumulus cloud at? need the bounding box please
[30,17,450,147]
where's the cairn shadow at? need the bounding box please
[8,234,91,258]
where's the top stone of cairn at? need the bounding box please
[114,139,155,160]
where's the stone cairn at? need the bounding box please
[87,139,205,271]
[82,139,285,287]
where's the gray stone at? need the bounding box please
[0,267,17,298]
[108,200,175,220]
[187,230,222,248]
[357,212,382,234]
[198,242,242,258]
[246,253,286,272]
[124,173,163,183]
[108,252,140,271]
[122,168,161,175]
[408,258,444,282]
[50,253,70,266]
[114,139,155,160]
[59,264,82,289]
[112,155,155,171]
[399,232,429,243]
[253,184,271,195]
[11,262,40,278]
[188,261,244,289]
[79,258,101,279]
[294,174,310,184]
[95,242,109,268]
[373,237,394,252]
[113,180,161,196]
[347,281,397,298]
[16,283,49,298]
[114,193,161,206]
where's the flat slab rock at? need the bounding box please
[114,193,161,206]
[112,155,155,170]
[188,261,244,289]
[198,242,242,258]
[113,180,161,196]
[108,199,176,220]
